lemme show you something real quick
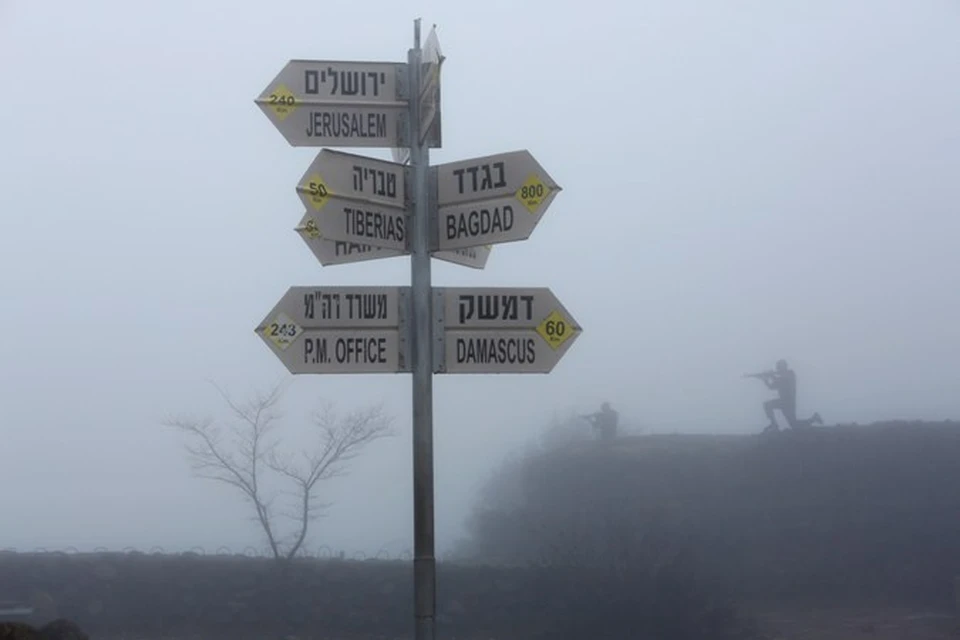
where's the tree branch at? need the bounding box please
[165,386,394,563]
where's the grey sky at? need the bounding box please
[1,0,958,555]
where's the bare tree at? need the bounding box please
[164,382,394,561]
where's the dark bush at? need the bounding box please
[456,420,960,608]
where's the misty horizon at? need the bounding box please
[1,0,958,557]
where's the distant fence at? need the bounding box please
[0,545,474,562]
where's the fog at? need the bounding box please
[1,0,958,558]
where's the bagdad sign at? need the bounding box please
[295,213,492,269]
[255,286,409,374]
[433,287,581,374]
[432,150,562,252]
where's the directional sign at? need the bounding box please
[433,150,561,251]
[256,60,408,148]
[299,202,406,252]
[391,27,443,165]
[434,245,491,270]
[296,214,491,269]
[418,26,443,144]
[295,214,406,266]
[434,287,581,374]
[297,149,407,209]
[295,149,407,251]
[255,286,409,374]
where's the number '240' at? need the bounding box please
[269,93,295,106]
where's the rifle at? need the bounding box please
[743,370,775,381]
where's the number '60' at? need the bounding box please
[544,319,566,337]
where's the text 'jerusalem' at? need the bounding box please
[306,111,388,139]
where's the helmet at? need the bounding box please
[601,401,611,411]
[776,359,788,372]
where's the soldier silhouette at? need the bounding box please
[744,359,822,433]
[581,402,619,441]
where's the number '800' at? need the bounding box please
[520,183,545,200]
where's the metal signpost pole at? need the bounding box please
[408,18,436,640]
[255,20,579,640]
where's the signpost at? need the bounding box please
[295,149,407,251]
[297,149,407,208]
[296,213,492,269]
[254,21,580,640]
[254,286,408,374]
[392,25,443,165]
[417,27,443,146]
[405,34,436,640]
[434,244,491,270]
[295,214,406,266]
[255,60,407,148]
[433,150,562,251]
[298,202,407,252]
[435,287,581,374]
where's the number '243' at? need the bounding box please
[270,323,298,338]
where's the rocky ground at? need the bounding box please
[750,605,959,639]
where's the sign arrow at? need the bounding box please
[255,60,408,148]
[295,213,491,269]
[296,149,407,210]
[432,150,561,251]
[434,286,581,374]
[255,286,410,374]
[293,149,407,251]
[391,26,443,164]
[433,245,491,270]
[295,214,406,266]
